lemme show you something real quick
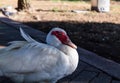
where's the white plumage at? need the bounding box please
[0,27,79,83]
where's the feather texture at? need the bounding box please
[20,28,36,43]
[0,28,79,83]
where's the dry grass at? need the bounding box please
[0,0,120,24]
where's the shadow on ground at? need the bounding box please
[0,22,23,46]
[22,21,120,63]
[0,19,120,82]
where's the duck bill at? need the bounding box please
[64,40,77,49]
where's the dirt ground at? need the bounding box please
[0,0,120,63]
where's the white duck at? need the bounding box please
[0,27,79,83]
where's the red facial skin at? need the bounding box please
[51,31,77,49]
[51,31,68,44]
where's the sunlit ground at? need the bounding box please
[0,0,120,24]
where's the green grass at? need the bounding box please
[52,7,60,12]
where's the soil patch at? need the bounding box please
[23,21,120,63]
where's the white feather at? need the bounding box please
[0,27,79,83]
[20,28,37,43]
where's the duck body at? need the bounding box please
[0,28,79,83]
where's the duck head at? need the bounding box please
[46,28,77,49]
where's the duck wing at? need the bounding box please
[0,28,68,76]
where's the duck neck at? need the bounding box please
[56,44,75,56]
[57,44,79,74]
